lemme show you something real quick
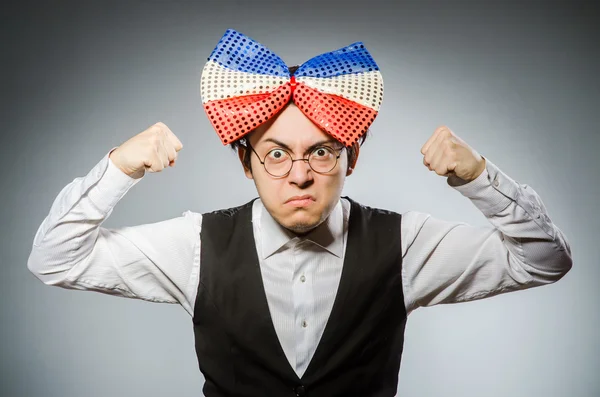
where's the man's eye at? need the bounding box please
[312,147,333,158]
[267,149,288,160]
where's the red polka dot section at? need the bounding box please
[293,83,376,147]
[203,84,292,145]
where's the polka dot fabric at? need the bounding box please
[293,83,378,145]
[204,85,291,144]
[297,71,383,112]
[201,29,384,146]
[294,41,379,79]
[207,28,289,77]
[201,60,288,103]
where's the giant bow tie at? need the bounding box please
[201,29,384,146]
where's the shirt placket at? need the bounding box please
[292,239,314,376]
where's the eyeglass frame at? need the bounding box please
[246,141,347,177]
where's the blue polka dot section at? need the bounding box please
[208,29,290,77]
[294,42,379,79]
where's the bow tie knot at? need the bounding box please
[289,76,298,93]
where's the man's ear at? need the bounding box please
[346,144,360,176]
[237,146,254,179]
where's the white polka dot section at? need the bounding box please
[297,70,383,111]
[201,60,288,103]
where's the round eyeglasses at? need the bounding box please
[248,144,346,177]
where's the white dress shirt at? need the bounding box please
[27,147,572,379]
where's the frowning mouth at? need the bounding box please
[285,195,316,207]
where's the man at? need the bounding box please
[28,29,572,396]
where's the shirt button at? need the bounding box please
[493,179,499,187]
[300,275,306,283]
[302,320,308,328]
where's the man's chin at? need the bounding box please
[286,222,317,234]
[282,213,322,234]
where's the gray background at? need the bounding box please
[2,0,598,396]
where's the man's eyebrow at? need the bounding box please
[261,138,340,154]
[306,139,340,152]
[262,138,292,151]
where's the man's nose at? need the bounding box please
[287,159,314,186]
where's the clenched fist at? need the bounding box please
[421,126,486,185]
[109,122,183,179]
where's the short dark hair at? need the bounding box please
[229,64,371,172]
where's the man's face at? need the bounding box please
[241,102,357,234]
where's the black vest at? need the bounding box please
[193,197,407,396]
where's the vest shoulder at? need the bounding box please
[344,196,402,218]
[202,198,257,219]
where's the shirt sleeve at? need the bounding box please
[400,156,573,315]
[27,147,203,317]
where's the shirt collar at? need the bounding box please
[254,198,346,260]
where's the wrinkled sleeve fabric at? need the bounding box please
[400,157,572,315]
[27,148,202,316]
